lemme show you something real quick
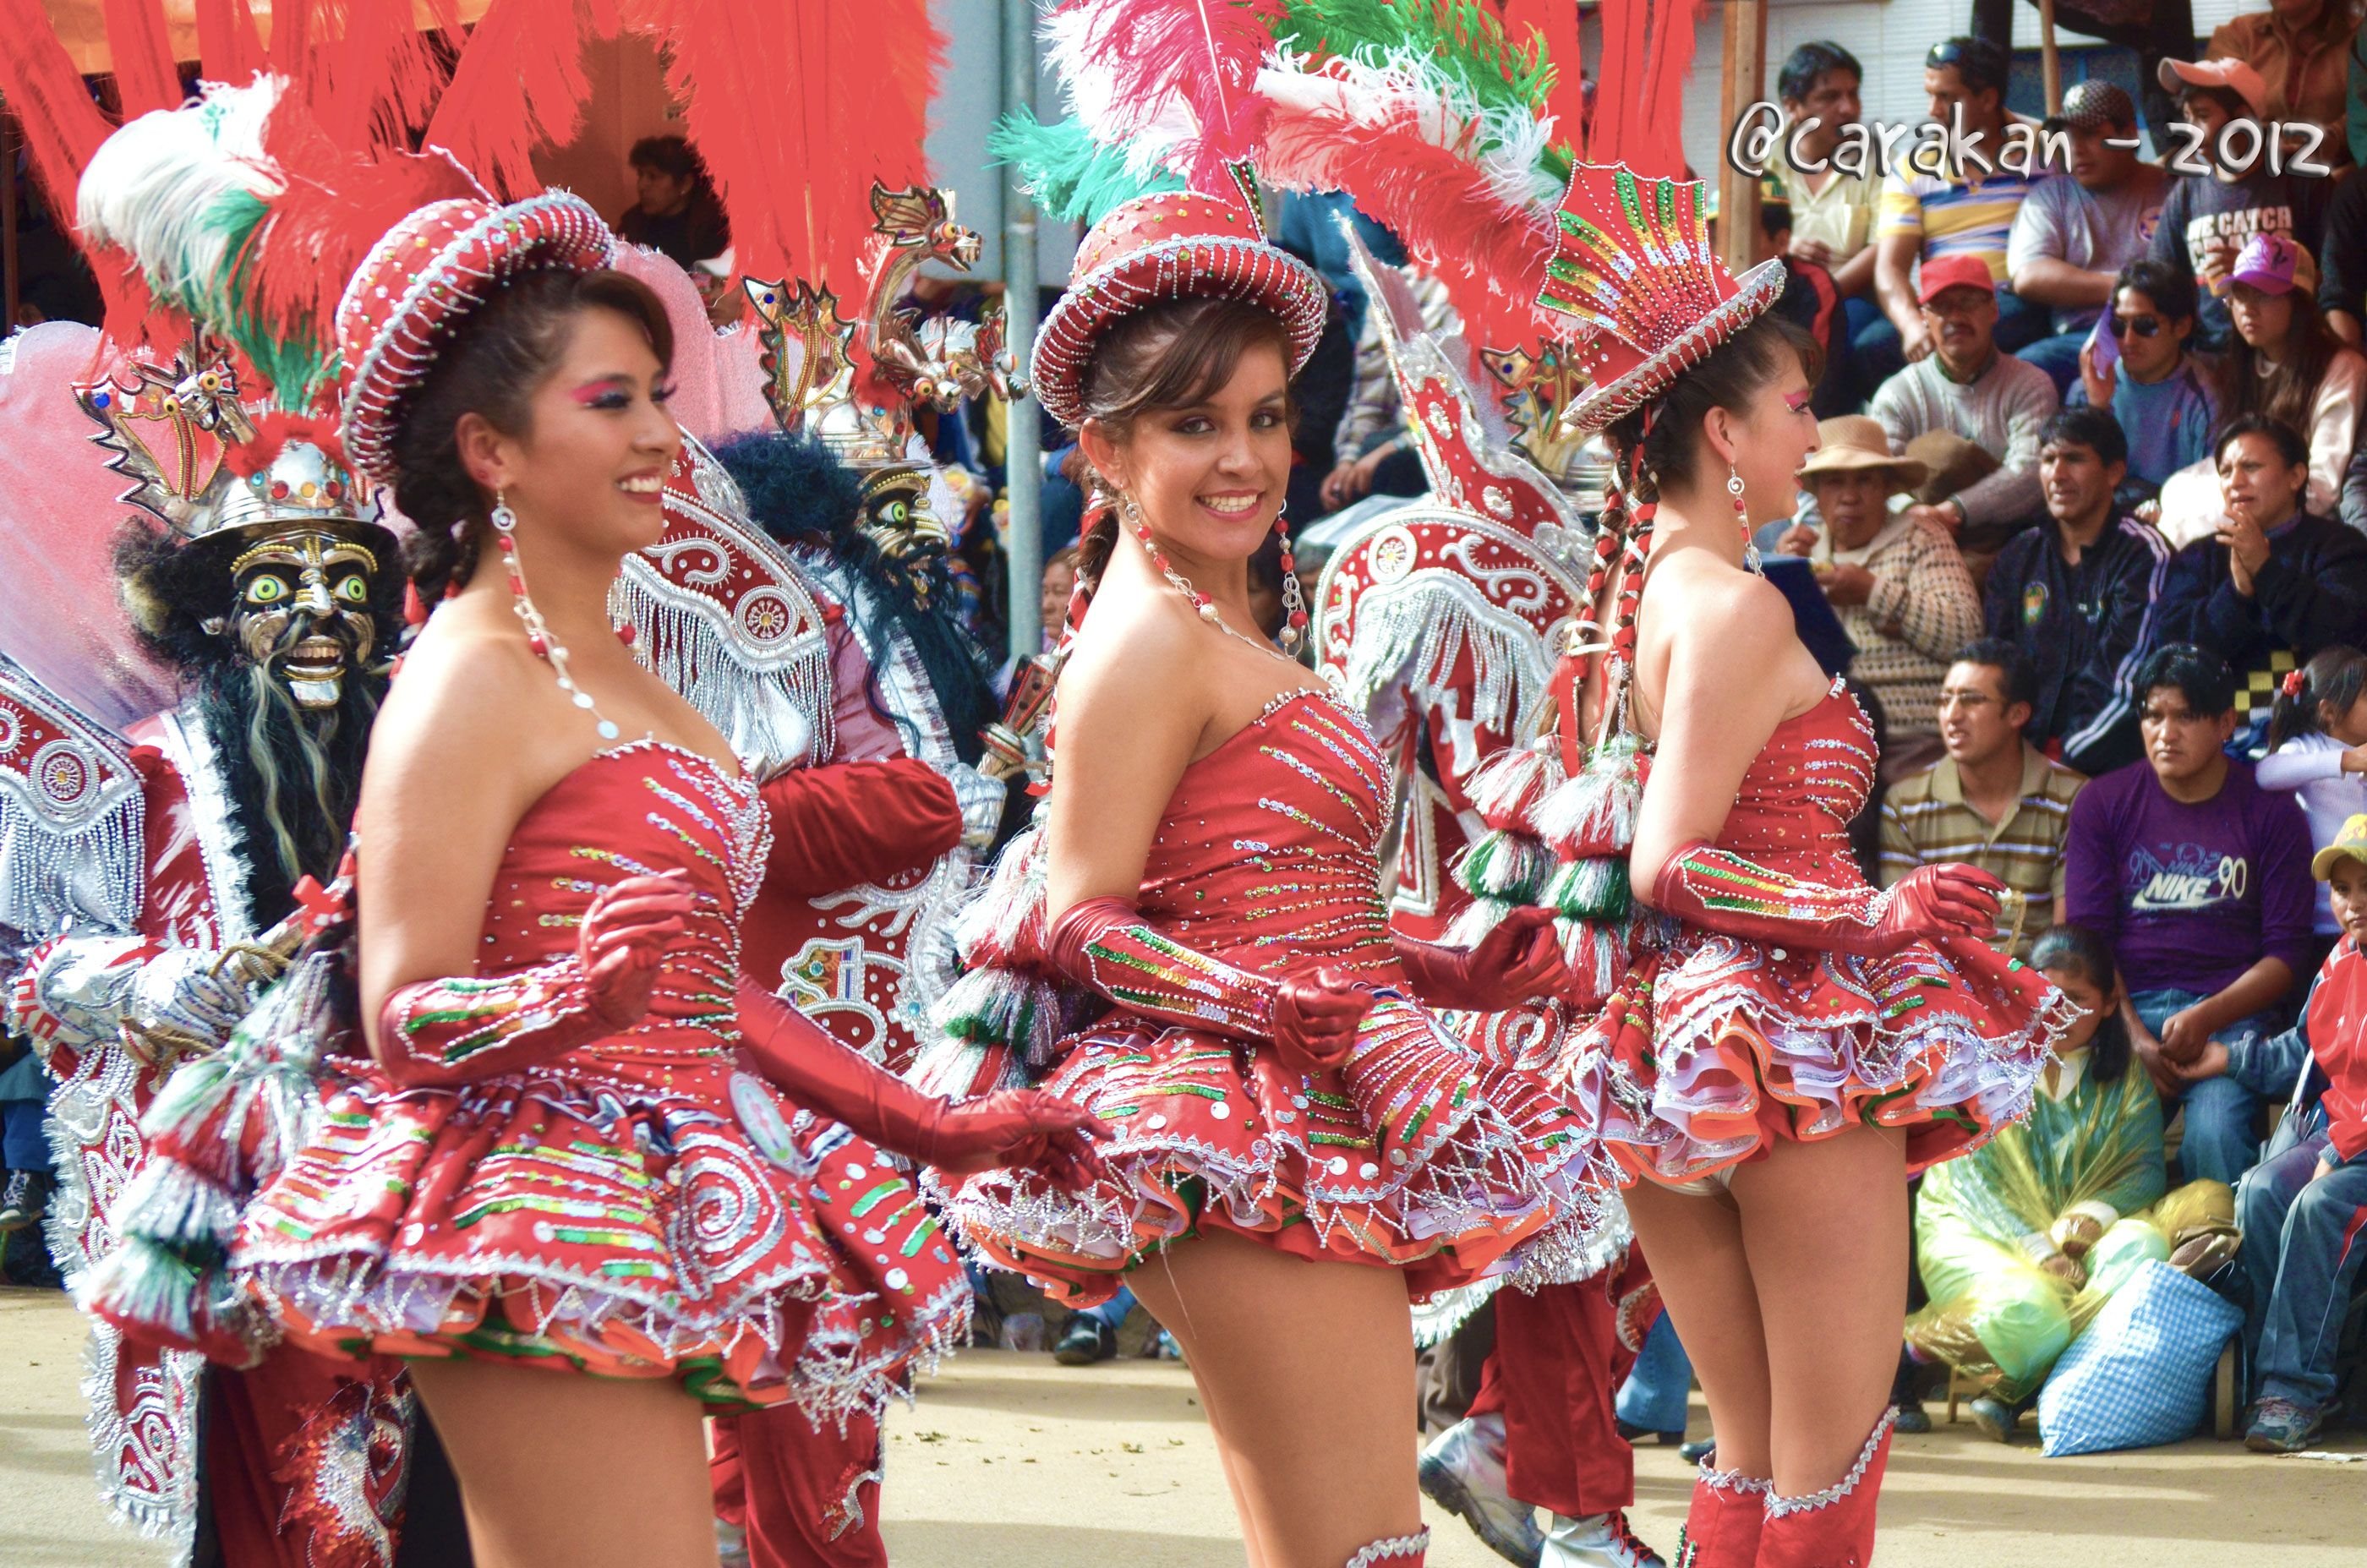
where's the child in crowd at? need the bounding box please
[1907,926,2237,1443]
[2236,813,2367,1452]
[2260,646,2367,961]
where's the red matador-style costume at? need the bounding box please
[1312,222,1661,1568]
[0,331,424,1565]
[919,188,1627,1358]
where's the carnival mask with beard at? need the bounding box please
[116,518,401,919]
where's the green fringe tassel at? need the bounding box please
[1453,829,1557,904]
[1545,855,1630,922]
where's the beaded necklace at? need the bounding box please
[490,491,640,743]
[1120,491,1308,662]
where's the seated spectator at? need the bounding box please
[1866,38,2047,394]
[2313,149,2367,347]
[1869,255,2058,555]
[2234,812,2367,1451]
[1907,924,2239,1442]
[2148,58,2331,352]
[0,1041,52,1237]
[616,134,730,269]
[2070,260,2217,500]
[2007,82,2169,398]
[1770,41,1883,412]
[1984,407,2171,776]
[2160,416,2367,703]
[2064,643,2315,1185]
[2162,235,2364,546]
[1879,640,2086,957]
[2260,646,2367,952]
[1320,267,1450,514]
[1776,416,1982,777]
[2205,0,2353,167]
[1273,191,1403,522]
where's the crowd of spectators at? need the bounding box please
[1264,13,2367,1461]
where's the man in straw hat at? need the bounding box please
[1778,415,1983,779]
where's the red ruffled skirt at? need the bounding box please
[938,993,1629,1306]
[1561,930,2073,1185]
[231,1039,965,1423]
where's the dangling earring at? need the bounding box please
[1728,465,1762,576]
[1123,491,1293,661]
[492,489,629,744]
[1275,497,1308,653]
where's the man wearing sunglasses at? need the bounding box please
[1870,37,2048,386]
[2007,82,2168,400]
[2073,258,2218,496]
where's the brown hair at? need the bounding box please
[390,266,676,603]
[2218,282,2340,440]
[1604,313,1819,500]
[1071,295,1298,601]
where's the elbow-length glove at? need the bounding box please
[1391,906,1573,1011]
[735,981,1104,1183]
[374,871,696,1088]
[1648,839,2002,959]
[1043,894,1371,1075]
[757,758,963,900]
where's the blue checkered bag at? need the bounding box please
[2036,1259,2242,1457]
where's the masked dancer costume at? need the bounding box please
[0,72,472,1565]
[1314,228,1660,1568]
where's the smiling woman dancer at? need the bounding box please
[90,159,1105,1565]
[927,188,1624,1568]
[1516,168,2071,1566]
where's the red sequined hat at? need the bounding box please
[1539,167,1786,434]
[336,192,616,484]
[1031,185,1329,430]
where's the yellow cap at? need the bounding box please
[2310,813,2367,880]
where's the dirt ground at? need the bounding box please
[5,1288,2360,1567]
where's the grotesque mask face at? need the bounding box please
[857,467,951,566]
[228,527,380,708]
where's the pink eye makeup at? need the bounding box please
[1783,389,1815,415]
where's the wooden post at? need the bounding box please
[2038,0,2064,114]
[1718,0,1768,277]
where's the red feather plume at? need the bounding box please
[1073,0,1283,194]
[307,0,465,154]
[659,0,943,299]
[225,411,349,474]
[0,0,116,222]
[98,0,183,117]
[1261,97,1559,356]
[192,0,267,83]
[426,0,618,201]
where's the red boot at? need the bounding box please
[1672,1452,1769,1568]
[1753,1408,1895,1568]
[1345,1527,1429,1566]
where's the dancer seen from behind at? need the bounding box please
[922,187,1626,1568]
[85,85,1102,1568]
[1487,166,2068,1567]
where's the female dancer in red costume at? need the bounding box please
[114,193,1104,1567]
[931,188,1625,1568]
[1516,171,2069,1566]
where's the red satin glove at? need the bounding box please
[1649,839,1999,959]
[1271,967,1372,1075]
[758,758,961,900]
[1391,906,1572,1011]
[735,981,1105,1183]
[376,871,694,1087]
[1045,895,1375,1072]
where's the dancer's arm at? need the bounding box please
[735,981,1102,1180]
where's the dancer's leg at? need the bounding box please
[1729,1124,1910,1495]
[409,1358,719,1568]
[1129,1232,1424,1566]
[1621,1179,1772,1478]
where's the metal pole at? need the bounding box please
[2038,0,2064,115]
[2,107,20,331]
[1001,0,1044,664]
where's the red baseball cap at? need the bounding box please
[1916,254,1998,304]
